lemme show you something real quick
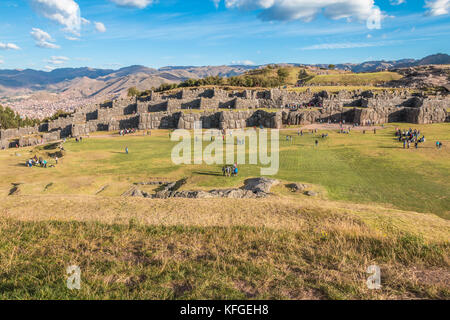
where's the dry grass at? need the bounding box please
[304,72,403,86]
[290,86,406,93]
[1,195,449,242]
[0,194,448,299]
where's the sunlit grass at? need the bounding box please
[1,124,448,217]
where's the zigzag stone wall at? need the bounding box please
[1,88,449,150]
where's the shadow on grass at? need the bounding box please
[193,171,223,177]
[379,146,402,149]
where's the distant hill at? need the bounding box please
[414,53,450,66]
[0,53,448,102]
[0,65,257,98]
[0,67,115,89]
[310,54,450,73]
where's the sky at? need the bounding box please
[0,0,449,71]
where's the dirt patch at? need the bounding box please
[172,281,194,298]
[234,280,259,298]
[103,274,147,289]
[410,268,450,287]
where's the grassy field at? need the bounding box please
[238,67,402,87]
[290,86,406,94]
[303,72,403,86]
[1,124,448,217]
[0,123,449,299]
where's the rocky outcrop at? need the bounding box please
[287,183,309,193]
[126,177,279,199]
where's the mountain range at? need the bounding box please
[0,65,256,97]
[0,53,449,101]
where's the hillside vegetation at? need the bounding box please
[134,65,299,95]
[0,105,39,129]
[138,66,404,95]
[303,72,404,86]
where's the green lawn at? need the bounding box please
[1,123,449,218]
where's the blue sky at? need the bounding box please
[0,0,449,70]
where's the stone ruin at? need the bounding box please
[1,87,449,150]
[124,177,280,199]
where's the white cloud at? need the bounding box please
[94,22,107,33]
[426,0,450,16]
[217,0,381,22]
[0,59,4,64]
[231,60,255,65]
[65,36,80,41]
[390,0,405,5]
[30,28,60,49]
[0,42,20,50]
[110,0,153,8]
[46,56,70,65]
[30,0,81,35]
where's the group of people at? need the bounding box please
[120,128,136,136]
[396,128,426,149]
[222,164,238,177]
[26,155,53,168]
[339,127,351,134]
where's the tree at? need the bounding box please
[328,64,336,70]
[0,105,40,129]
[298,69,309,80]
[127,87,140,97]
[277,68,290,83]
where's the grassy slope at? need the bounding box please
[0,197,449,299]
[0,124,449,299]
[304,72,403,86]
[290,86,406,94]
[247,66,403,87]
